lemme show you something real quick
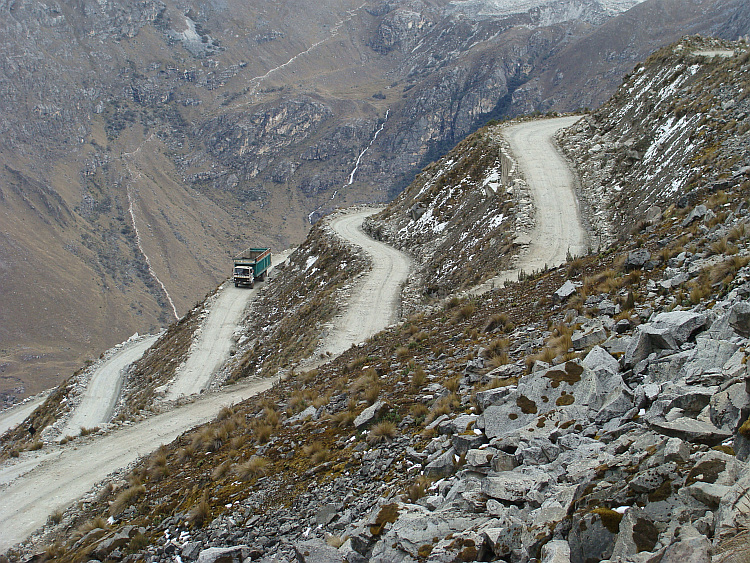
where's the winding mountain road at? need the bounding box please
[0,211,410,553]
[165,252,291,400]
[321,209,412,359]
[60,335,159,437]
[472,116,587,293]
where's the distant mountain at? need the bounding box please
[0,0,747,405]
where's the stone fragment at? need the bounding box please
[491,450,519,472]
[568,509,619,563]
[625,248,651,270]
[475,385,516,412]
[687,482,731,510]
[728,302,750,337]
[197,546,249,563]
[465,448,496,471]
[663,437,690,463]
[571,325,607,350]
[609,507,659,560]
[353,400,385,429]
[682,205,708,227]
[452,433,487,455]
[582,346,620,377]
[660,533,710,563]
[649,417,731,446]
[482,472,538,504]
[553,280,577,303]
[541,540,571,563]
[293,540,343,563]
[423,447,456,478]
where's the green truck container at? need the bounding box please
[233,248,271,288]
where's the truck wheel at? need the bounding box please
[235,282,239,287]
[250,280,254,289]
[260,271,266,281]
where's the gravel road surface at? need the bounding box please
[320,209,411,358]
[60,335,159,437]
[0,393,50,437]
[472,116,587,293]
[0,379,273,552]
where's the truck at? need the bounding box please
[233,248,272,288]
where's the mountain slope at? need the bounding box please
[1,0,748,408]
[6,37,750,562]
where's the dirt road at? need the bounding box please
[0,378,273,552]
[0,393,50,437]
[165,252,291,400]
[472,116,587,293]
[60,335,160,437]
[320,209,411,358]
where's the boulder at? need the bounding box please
[648,417,731,446]
[682,205,708,227]
[480,361,623,440]
[197,546,249,563]
[475,385,516,412]
[571,325,607,351]
[482,471,541,504]
[423,447,456,478]
[609,507,659,560]
[660,532,711,563]
[354,400,385,429]
[624,312,707,368]
[553,281,578,304]
[293,540,343,563]
[582,346,620,377]
[728,301,750,337]
[625,248,651,270]
[541,540,571,563]
[663,437,690,463]
[568,509,619,563]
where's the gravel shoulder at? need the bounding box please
[318,209,412,359]
[472,116,587,293]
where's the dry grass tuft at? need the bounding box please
[234,456,270,480]
[110,483,146,515]
[368,421,398,444]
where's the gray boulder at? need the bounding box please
[197,546,249,563]
[624,312,707,368]
[480,361,623,440]
[354,400,385,429]
[649,417,731,446]
[423,447,456,478]
[660,532,711,563]
[553,280,578,304]
[482,471,540,504]
[541,540,571,563]
[568,509,619,563]
[625,248,651,270]
[609,507,659,560]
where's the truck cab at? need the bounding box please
[233,265,254,287]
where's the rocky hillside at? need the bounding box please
[558,36,750,245]
[2,0,748,406]
[363,125,528,300]
[10,37,750,563]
